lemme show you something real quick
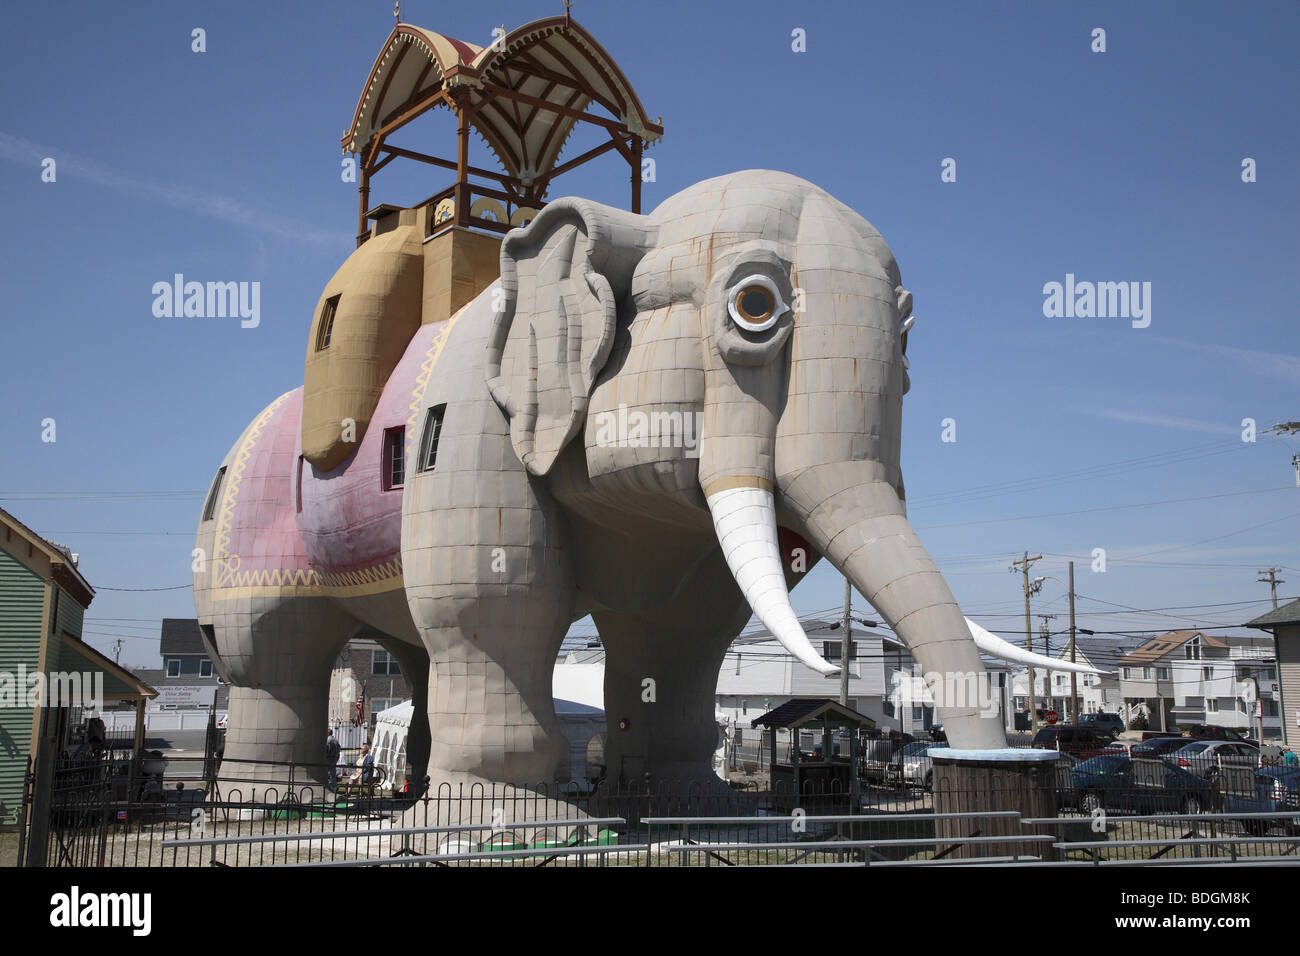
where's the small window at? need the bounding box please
[199,659,213,678]
[202,466,227,522]
[419,404,446,472]
[383,426,406,490]
[316,294,340,350]
[372,649,401,676]
[822,640,857,662]
[1207,699,1218,713]
[1142,667,1152,680]
[1122,667,1131,680]
[1156,667,1169,681]
[166,659,181,678]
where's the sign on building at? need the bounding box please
[150,685,217,709]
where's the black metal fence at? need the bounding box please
[17,755,1300,866]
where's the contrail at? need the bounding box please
[0,132,351,249]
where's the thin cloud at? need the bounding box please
[0,132,350,248]
[1150,336,1300,385]
[1073,405,1241,436]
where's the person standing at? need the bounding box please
[325,728,341,788]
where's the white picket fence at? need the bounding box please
[97,710,224,733]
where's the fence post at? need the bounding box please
[15,755,32,867]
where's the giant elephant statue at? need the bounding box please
[194,169,1089,797]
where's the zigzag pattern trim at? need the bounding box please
[212,391,306,591]
[315,558,404,590]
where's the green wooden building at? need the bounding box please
[0,506,156,827]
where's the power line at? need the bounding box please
[93,584,193,591]
[906,437,1247,510]
[915,486,1294,531]
[0,491,203,501]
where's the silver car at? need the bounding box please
[890,741,943,791]
[1168,741,1260,784]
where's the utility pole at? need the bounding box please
[1068,561,1078,724]
[1038,614,1056,716]
[1257,568,1284,610]
[113,639,123,664]
[1265,422,1300,486]
[1010,552,1042,730]
[839,577,852,706]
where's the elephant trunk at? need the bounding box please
[780,461,1008,750]
[704,480,840,676]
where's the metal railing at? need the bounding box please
[20,749,1300,867]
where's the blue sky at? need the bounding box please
[1,1,1297,668]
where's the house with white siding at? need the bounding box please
[1010,636,1145,723]
[715,619,1017,749]
[1246,600,1300,749]
[1117,630,1279,738]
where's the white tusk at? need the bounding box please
[706,484,840,676]
[965,617,1104,674]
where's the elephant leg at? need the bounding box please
[203,597,355,796]
[594,551,752,794]
[415,588,573,790]
[405,458,576,792]
[371,635,430,791]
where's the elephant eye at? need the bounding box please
[727,275,787,332]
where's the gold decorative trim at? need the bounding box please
[405,306,463,457]
[209,306,465,601]
[702,475,774,497]
[212,392,304,591]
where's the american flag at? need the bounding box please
[353,682,366,727]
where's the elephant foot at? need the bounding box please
[395,775,596,857]
[216,685,333,802]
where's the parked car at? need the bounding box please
[889,741,943,791]
[1071,754,1216,816]
[861,734,913,784]
[1167,741,1260,784]
[1187,724,1258,747]
[1131,736,1190,759]
[1141,730,1184,742]
[1220,765,1300,836]
[1031,725,1109,759]
[1054,752,1081,809]
[1078,712,1125,737]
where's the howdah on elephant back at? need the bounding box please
[195,170,1088,794]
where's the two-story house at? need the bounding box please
[133,618,228,715]
[1118,630,1279,737]
[1011,635,1144,722]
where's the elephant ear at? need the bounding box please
[486,198,654,476]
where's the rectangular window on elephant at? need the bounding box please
[419,404,446,472]
[383,427,405,490]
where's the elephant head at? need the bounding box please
[486,170,1084,751]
